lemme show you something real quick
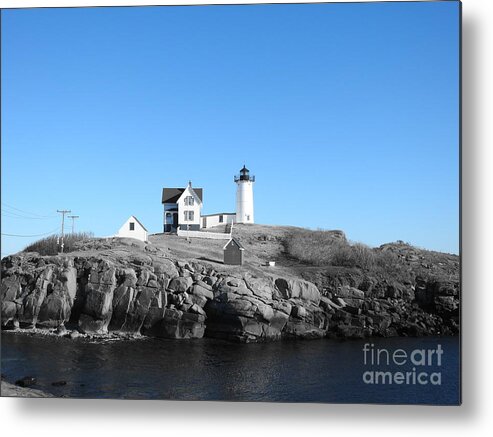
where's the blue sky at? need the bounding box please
[1,1,460,256]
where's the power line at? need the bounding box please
[1,202,57,219]
[1,228,59,238]
[1,210,58,220]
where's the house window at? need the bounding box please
[184,211,194,221]
[219,215,224,223]
[184,196,194,206]
[129,222,135,231]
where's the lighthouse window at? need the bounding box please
[246,215,250,221]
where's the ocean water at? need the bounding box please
[1,333,460,404]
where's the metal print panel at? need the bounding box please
[0,0,461,405]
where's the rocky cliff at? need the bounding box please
[1,236,460,342]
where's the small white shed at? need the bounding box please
[116,215,148,242]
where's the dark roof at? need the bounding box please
[224,238,245,250]
[129,215,148,232]
[240,165,249,173]
[162,187,203,204]
[201,212,236,217]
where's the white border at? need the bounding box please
[0,0,454,8]
[2,0,493,436]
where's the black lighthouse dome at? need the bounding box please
[235,165,255,182]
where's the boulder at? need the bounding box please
[291,305,307,319]
[189,294,207,308]
[256,301,275,322]
[216,280,251,297]
[182,312,206,323]
[152,308,205,339]
[283,319,325,339]
[109,286,134,331]
[319,296,341,312]
[79,263,116,334]
[1,301,18,326]
[168,277,193,293]
[190,303,206,315]
[37,294,71,328]
[118,287,155,333]
[272,300,292,316]
[243,274,273,300]
[142,306,166,332]
[336,286,365,300]
[342,298,364,309]
[20,267,54,325]
[274,278,320,304]
[434,296,458,314]
[1,276,21,302]
[194,280,213,291]
[15,377,37,388]
[136,270,152,286]
[203,276,217,287]
[61,267,77,302]
[191,284,214,300]
[82,284,114,319]
[55,325,68,336]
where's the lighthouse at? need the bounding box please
[234,165,255,224]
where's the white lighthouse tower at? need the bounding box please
[235,165,255,224]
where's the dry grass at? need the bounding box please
[23,232,94,256]
[284,229,407,277]
[284,229,369,266]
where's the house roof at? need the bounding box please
[201,212,236,217]
[223,238,245,251]
[162,187,203,204]
[129,215,148,232]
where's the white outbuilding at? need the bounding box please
[116,215,148,242]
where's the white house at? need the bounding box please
[201,212,236,229]
[162,182,203,232]
[161,166,256,234]
[116,215,148,242]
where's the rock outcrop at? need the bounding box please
[1,240,460,342]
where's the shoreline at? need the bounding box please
[1,326,460,343]
[1,380,53,398]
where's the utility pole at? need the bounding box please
[68,215,79,234]
[57,210,71,253]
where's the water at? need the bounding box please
[1,333,460,404]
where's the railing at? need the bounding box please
[177,229,231,240]
[234,175,255,182]
[178,221,233,240]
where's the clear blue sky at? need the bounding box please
[1,1,460,256]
